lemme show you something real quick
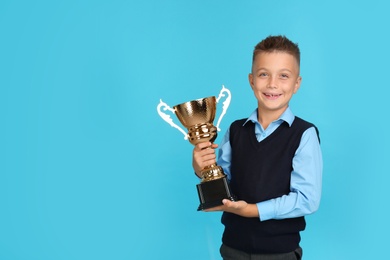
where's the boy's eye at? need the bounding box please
[280,74,289,79]
[259,72,268,77]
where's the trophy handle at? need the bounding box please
[157,99,188,140]
[215,85,231,131]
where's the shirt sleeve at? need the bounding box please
[256,126,323,221]
[217,128,232,181]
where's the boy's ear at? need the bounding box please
[294,76,302,93]
[248,73,254,89]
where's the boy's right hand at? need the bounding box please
[192,142,218,178]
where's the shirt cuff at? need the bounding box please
[256,200,276,221]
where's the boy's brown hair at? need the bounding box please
[252,35,300,66]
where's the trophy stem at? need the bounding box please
[201,164,225,182]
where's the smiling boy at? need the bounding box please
[192,35,323,259]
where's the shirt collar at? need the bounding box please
[243,107,295,127]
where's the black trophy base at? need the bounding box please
[196,177,236,211]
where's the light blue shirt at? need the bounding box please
[217,107,323,221]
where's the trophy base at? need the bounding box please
[196,177,236,211]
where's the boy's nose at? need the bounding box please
[267,77,277,88]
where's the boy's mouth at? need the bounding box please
[264,93,282,100]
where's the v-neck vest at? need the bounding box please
[221,116,315,254]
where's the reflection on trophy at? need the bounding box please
[157,86,236,211]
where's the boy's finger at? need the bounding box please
[195,142,211,150]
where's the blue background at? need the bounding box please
[1,0,389,259]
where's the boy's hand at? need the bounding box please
[192,142,218,178]
[203,199,259,218]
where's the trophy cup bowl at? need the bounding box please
[173,96,236,211]
[173,97,218,145]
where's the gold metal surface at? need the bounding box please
[174,96,216,127]
[173,96,225,182]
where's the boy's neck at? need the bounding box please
[257,107,287,130]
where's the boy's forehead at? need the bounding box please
[253,51,300,71]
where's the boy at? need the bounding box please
[192,35,322,260]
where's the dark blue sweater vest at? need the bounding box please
[221,117,317,254]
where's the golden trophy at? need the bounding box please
[157,86,236,210]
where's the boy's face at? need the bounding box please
[249,51,301,116]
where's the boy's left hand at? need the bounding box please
[203,199,259,218]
